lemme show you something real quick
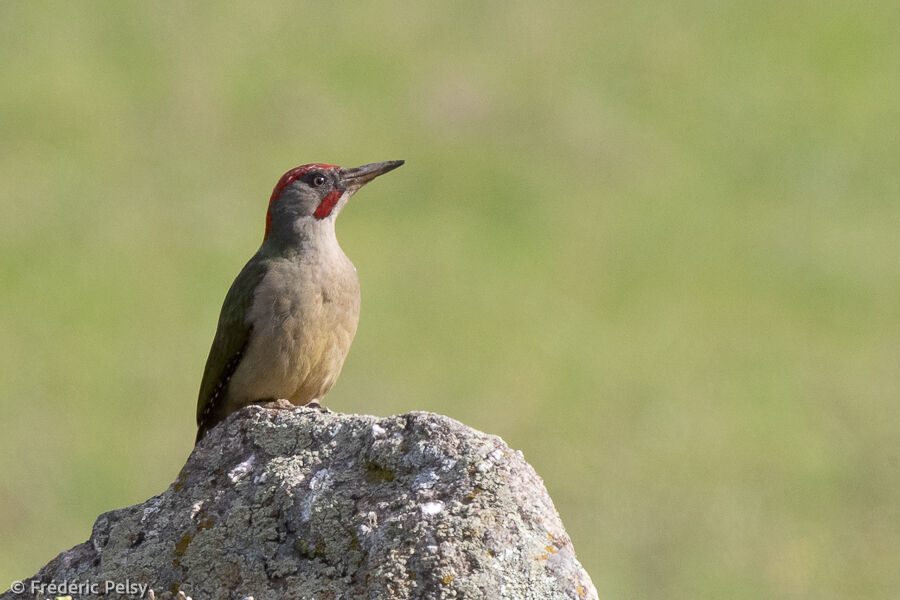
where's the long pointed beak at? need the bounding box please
[338,160,404,192]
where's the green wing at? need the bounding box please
[195,255,269,443]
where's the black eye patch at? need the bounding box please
[307,173,327,187]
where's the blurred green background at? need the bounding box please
[1,1,898,597]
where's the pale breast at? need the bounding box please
[226,253,361,411]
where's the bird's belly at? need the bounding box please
[226,259,360,410]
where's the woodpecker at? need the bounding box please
[195,160,404,443]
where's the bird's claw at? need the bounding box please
[306,400,331,413]
[257,398,295,410]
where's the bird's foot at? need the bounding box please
[257,398,295,411]
[305,399,331,413]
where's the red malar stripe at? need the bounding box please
[314,190,342,220]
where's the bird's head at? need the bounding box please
[264,160,404,241]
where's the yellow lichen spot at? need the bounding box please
[545,545,558,554]
[173,533,194,567]
[172,468,188,492]
[576,585,585,596]
[441,575,455,584]
[365,462,395,483]
[464,487,483,503]
[174,533,193,556]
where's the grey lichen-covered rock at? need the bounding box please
[6,407,598,600]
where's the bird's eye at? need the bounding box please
[312,174,326,187]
